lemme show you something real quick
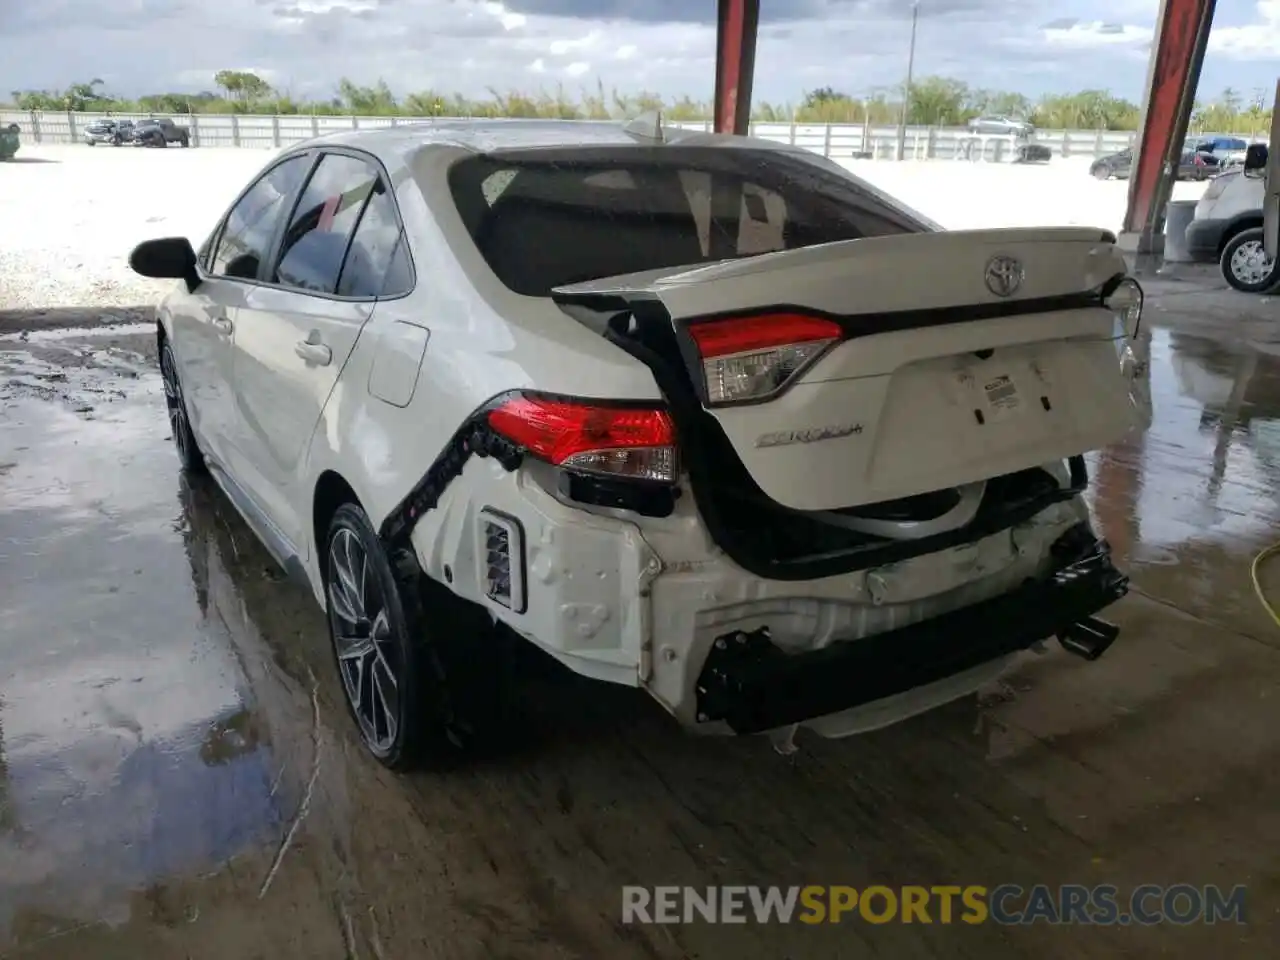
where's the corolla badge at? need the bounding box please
[755,423,863,448]
[984,255,1024,297]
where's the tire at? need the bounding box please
[1092,164,1111,180]
[323,503,515,770]
[159,339,205,472]
[87,140,96,147]
[1220,228,1280,294]
[180,136,189,148]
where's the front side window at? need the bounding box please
[210,154,311,280]
[271,153,377,294]
[447,146,932,297]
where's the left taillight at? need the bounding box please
[487,394,678,483]
[686,313,844,406]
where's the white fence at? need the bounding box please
[0,108,1149,161]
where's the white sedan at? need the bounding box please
[129,118,1151,769]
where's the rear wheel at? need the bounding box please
[1092,164,1111,180]
[1220,228,1280,293]
[323,503,515,770]
[179,135,189,148]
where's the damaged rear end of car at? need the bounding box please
[398,136,1149,740]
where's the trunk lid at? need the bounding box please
[555,228,1148,512]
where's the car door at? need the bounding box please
[169,152,313,471]
[225,150,408,555]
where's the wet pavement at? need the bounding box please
[1,277,1280,958]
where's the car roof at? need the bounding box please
[289,118,800,163]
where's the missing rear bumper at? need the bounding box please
[694,524,1129,735]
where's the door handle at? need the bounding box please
[211,316,233,336]
[295,339,332,366]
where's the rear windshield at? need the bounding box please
[447,146,932,297]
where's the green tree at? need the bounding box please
[907,76,969,125]
[337,78,398,115]
[214,70,272,102]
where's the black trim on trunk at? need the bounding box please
[682,287,1111,341]
[560,271,1126,410]
[695,526,1128,734]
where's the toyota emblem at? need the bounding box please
[984,255,1024,298]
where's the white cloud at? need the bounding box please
[548,32,601,56]
[1041,21,1150,48]
[0,0,1277,106]
[1210,0,1280,58]
[482,1,527,30]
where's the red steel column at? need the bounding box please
[1121,0,1217,252]
[714,0,761,135]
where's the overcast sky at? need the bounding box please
[1,0,1277,106]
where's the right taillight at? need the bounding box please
[487,393,678,483]
[686,313,844,406]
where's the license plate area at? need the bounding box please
[952,350,1055,427]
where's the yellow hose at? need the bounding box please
[1251,542,1280,629]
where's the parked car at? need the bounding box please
[1181,149,1223,179]
[127,120,1148,769]
[133,118,190,147]
[1090,150,1132,180]
[1198,145,1277,292]
[83,119,135,146]
[1089,148,1217,182]
[1014,142,1052,163]
[0,123,18,160]
[1194,136,1250,170]
[1184,157,1268,276]
[967,116,1035,136]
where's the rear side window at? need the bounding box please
[210,154,310,280]
[272,153,377,294]
[337,186,413,298]
[447,146,930,297]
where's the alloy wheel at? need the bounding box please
[327,527,402,754]
[160,346,189,463]
[1229,239,1274,287]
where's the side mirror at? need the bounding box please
[129,236,200,292]
[1245,143,1269,172]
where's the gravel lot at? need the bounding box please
[0,144,1208,313]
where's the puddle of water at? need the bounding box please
[0,358,296,936]
[1086,323,1280,634]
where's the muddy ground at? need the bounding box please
[2,269,1280,958]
